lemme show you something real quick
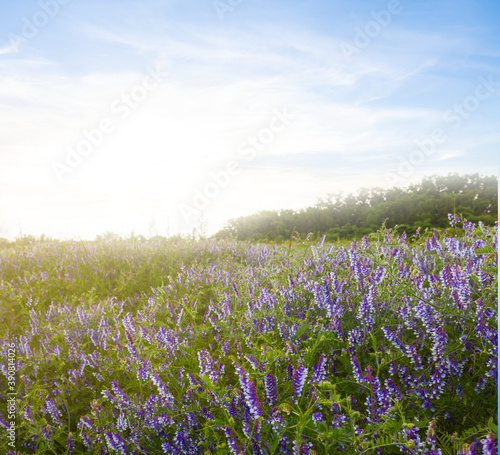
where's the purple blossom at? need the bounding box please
[349,250,364,289]
[268,408,285,434]
[481,432,496,455]
[41,425,54,444]
[44,399,63,428]
[422,395,435,412]
[0,418,9,431]
[161,441,174,453]
[263,373,278,406]
[348,327,365,349]
[93,372,105,382]
[294,439,313,455]
[404,344,423,369]
[440,263,453,288]
[198,348,218,383]
[107,379,134,410]
[292,363,308,399]
[219,426,245,455]
[221,395,239,419]
[104,431,127,454]
[242,406,253,438]
[221,339,231,356]
[122,313,136,334]
[381,327,404,353]
[351,356,365,383]
[24,404,33,422]
[426,419,437,449]
[67,432,74,454]
[475,376,487,394]
[149,373,174,408]
[78,416,94,430]
[385,378,402,401]
[116,410,128,431]
[125,332,139,361]
[245,353,260,371]
[137,359,151,381]
[311,354,327,383]
[235,363,262,419]
[448,213,460,227]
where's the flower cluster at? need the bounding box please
[234,363,263,419]
[0,216,496,454]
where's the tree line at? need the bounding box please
[215,174,498,242]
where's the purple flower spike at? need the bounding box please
[312,355,327,383]
[110,380,133,409]
[24,405,33,422]
[78,416,93,430]
[292,364,308,398]
[45,399,63,428]
[137,359,151,381]
[245,354,260,371]
[220,427,245,455]
[150,372,174,408]
[67,432,74,455]
[235,363,262,419]
[440,263,452,288]
[104,431,127,454]
[351,356,365,384]
[263,373,278,406]
[426,419,437,449]
[198,348,218,383]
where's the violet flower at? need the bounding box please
[235,363,262,419]
[263,373,278,406]
[292,363,308,399]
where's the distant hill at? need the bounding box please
[215,173,498,242]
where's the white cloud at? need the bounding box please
[0,43,17,55]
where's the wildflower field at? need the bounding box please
[0,217,497,454]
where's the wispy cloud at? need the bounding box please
[0,43,17,55]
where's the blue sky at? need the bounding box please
[0,0,499,239]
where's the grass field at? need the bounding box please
[0,216,497,454]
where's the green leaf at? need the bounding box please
[293,321,312,341]
[487,418,498,438]
[475,245,495,255]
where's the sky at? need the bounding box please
[0,0,499,239]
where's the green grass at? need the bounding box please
[0,220,497,454]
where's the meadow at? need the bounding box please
[0,216,497,454]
